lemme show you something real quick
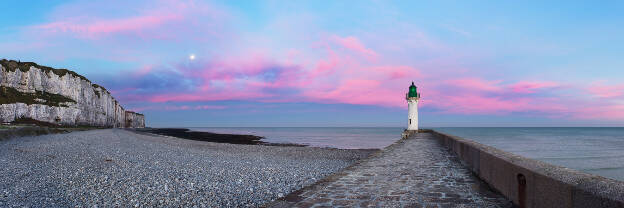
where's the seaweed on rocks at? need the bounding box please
[136,128,305,146]
[137,128,266,145]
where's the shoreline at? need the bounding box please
[135,127,355,148]
[135,127,268,145]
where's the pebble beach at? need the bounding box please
[0,129,375,207]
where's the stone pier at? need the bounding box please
[266,132,513,208]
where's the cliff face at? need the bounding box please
[0,59,145,128]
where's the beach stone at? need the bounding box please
[0,129,374,207]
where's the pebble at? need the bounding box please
[0,129,375,207]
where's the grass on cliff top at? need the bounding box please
[0,59,91,82]
[91,83,107,92]
[0,59,112,98]
[0,86,76,107]
[91,84,107,99]
[126,111,144,116]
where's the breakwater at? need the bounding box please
[428,130,624,208]
[268,131,512,207]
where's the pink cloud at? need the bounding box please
[509,81,559,93]
[311,47,340,77]
[424,92,568,115]
[296,46,421,107]
[116,46,422,109]
[113,48,624,120]
[130,105,227,112]
[109,87,138,95]
[429,94,529,114]
[574,105,624,120]
[11,0,624,122]
[303,79,403,107]
[108,43,624,120]
[368,66,415,79]
[445,77,503,92]
[29,0,225,41]
[133,65,155,77]
[147,91,270,103]
[416,77,570,115]
[331,35,378,61]
[35,14,182,38]
[40,4,614,122]
[588,83,624,98]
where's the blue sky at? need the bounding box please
[1,0,624,127]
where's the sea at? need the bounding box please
[189,127,403,149]
[434,127,624,182]
[189,127,624,181]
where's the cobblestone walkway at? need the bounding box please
[266,133,513,208]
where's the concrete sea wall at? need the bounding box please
[428,130,624,208]
[0,59,144,128]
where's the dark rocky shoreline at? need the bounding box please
[135,128,306,146]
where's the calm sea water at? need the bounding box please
[434,127,624,181]
[189,127,403,149]
[190,127,624,181]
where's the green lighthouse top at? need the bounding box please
[407,82,420,99]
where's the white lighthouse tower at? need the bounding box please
[406,82,420,130]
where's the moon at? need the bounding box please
[189,54,196,60]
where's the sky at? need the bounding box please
[1,0,624,127]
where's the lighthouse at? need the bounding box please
[406,82,420,130]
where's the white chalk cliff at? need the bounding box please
[0,59,145,128]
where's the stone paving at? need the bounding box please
[266,132,514,208]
